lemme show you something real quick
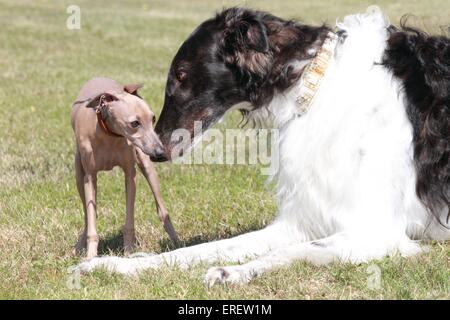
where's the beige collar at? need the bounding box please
[295,32,339,116]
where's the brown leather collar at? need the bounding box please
[96,95,122,137]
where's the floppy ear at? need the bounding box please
[124,83,144,98]
[85,92,119,110]
[223,12,269,53]
[221,9,270,75]
[243,20,269,52]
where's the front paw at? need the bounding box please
[128,252,156,258]
[73,256,138,275]
[70,257,100,274]
[203,266,253,287]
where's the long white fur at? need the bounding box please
[75,10,449,285]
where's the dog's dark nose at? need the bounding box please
[150,145,168,162]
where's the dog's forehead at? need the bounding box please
[135,100,152,117]
[115,93,152,116]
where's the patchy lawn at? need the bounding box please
[0,0,448,299]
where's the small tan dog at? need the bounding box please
[71,77,179,259]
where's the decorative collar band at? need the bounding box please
[295,32,339,116]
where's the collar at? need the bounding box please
[295,32,339,116]
[96,95,122,138]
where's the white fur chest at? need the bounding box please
[268,12,422,241]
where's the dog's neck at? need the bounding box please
[294,32,339,116]
[96,104,122,137]
[240,21,332,110]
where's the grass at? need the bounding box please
[0,0,448,299]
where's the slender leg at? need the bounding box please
[204,241,334,286]
[204,233,424,286]
[123,166,137,255]
[74,150,88,254]
[135,148,179,242]
[76,223,290,274]
[84,173,98,259]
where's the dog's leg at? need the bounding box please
[204,240,335,286]
[135,148,179,242]
[123,166,137,255]
[204,233,424,286]
[74,150,88,254]
[76,222,291,274]
[84,171,98,259]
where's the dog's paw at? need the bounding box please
[69,257,100,274]
[128,252,156,258]
[72,256,139,275]
[203,266,253,287]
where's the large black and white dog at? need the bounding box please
[78,7,449,285]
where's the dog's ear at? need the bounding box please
[223,10,269,53]
[85,92,119,110]
[124,83,144,98]
[221,9,270,75]
[246,21,269,52]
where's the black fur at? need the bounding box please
[154,7,329,159]
[382,21,450,225]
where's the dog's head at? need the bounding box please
[153,7,328,161]
[154,8,267,161]
[87,84,164,158]
[152,9,269,161]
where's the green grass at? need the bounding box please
[0,0,448,299]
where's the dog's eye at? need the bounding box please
[152,115,156,123]
[130,120,140,128]
[176,70,187,82]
